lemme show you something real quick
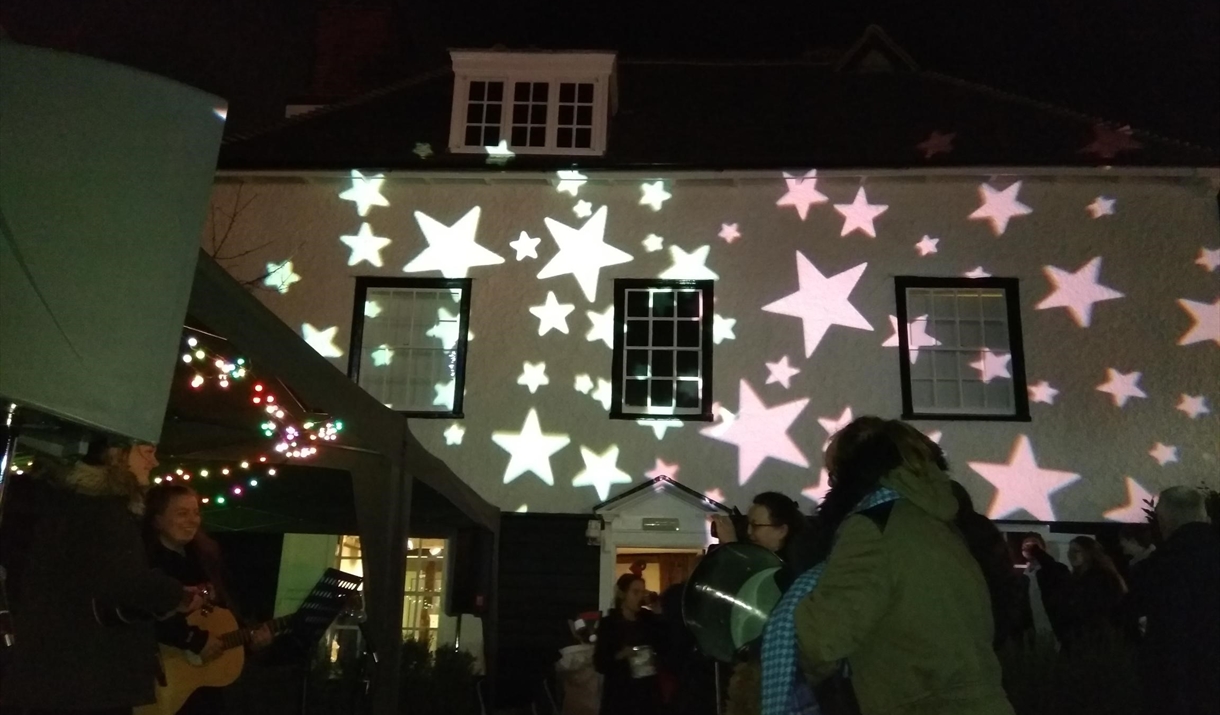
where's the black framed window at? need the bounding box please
[349,277,472,417]
[610,279,714,420]
[894,276,1029,421]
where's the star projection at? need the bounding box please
[915,236,939,256]
[965,267,992,278]
[969,435,1081,521]
[719,223,741,243]
[639,181,672,211]
[492,409,571,486]
[1086,196,1116,219]
[574,374,594,394]
[1104,477,1155,523]
[776,170,827,220]
[264,260,301,294]
[882,315,940,363]
[444,423,465,446]
[485,140,515,165]
[1097,368,1147,408]
[364,300,382,318]
[404,207,505,278]
[573,200,593,219]
[585,306,615,348]
[765,356,800,388]
[916,131,955,158]
[413,143,433,159]
[971,350,1012,383]
[713,314,737,344]
[433,380,456,411]
[639,420,682,440]
[425,308,465,350]
[969,182,1032,236]
[660,245,719,280]
[642,234,664,252]
[801,470,833,505]
[1028,381,1060,405]
[530,292,576,335]
[763,254,872,357]
[1036,257,1124,328]
[1177,394,1210,419]
[700,380,809,485]
[1197,247,1220,273]
[646,459,680,480]
[556,170,588,196]
[509,231,541,260]
[572,445,634,499]
[340,223,392,267]
[370,344,394,366]
[833,187,888,238]
[539,207,633,301]
[817,407,853,451]
[1177,297,1220,346]
[517,361,550,394]
[302,323,343,358]
[1149,442,1179,466]
[339,170,389,216]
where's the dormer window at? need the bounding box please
[448,51,616,157]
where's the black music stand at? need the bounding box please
[286,568,363,653]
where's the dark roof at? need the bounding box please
[219,33,1218,171]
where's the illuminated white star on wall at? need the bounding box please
[509,231,541,260]
[485,140,515,165]
[964,267,992,278]
[1028,381,1059,404]
[646,458,680,480]
[1196,247,1220,273]
[586,305,615,348]
[539,207,633,301]
[713,314,737,344]
[1149,442,1179,466]
[801,470,833,505]
[517,361,550,394]
[370,344,395,366]
[433,380,456,411]
[833,187,888,238]
[556,170,588,196]
[302,323,343,358]
[765,356,800,388]
[573,200,593,219]
[660,245,719,280]
[413,143,433,159]
[1036,257,1124,328]
[529,291,576,335]
[1177,297,1220,346]
[492,409,571,486]
[426,308,463,349]
[642,234,664,252]
[340,222,392,267]
[971,350,1012,383]
[915,236,939,256]
[1177,394,1210,419]
[969,435,1080,521]
[701,380,810,485]
[882,315,941,363]
[719,223,741,243]
[574,374,594,394]
[1104,477,1155,523]
[1096,368,1147,407]
[969,181,1032,236]
[264,260,301,294]
[339,170,389,216]
[639,419,683,440]
[572,445,633,500]
[763,253,872,357]
[591,379,613,411]
[640,181,672,211]
[443,423,465,446]
[1086,196,1116,219]
[404,207,505,278]
[776,170,827,220]
[817,406,853,451]
[364,300,382,318]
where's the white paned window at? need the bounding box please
[333,536,447,651]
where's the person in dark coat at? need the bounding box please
[1130,486,1220,715]
[1015,533,1071,648]
[950,480,1023,650]
[593,573,665,715]
[0,441,200,715]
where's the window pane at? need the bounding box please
[961,381,986,409]
[559,82,575,103]
[652,291,675,317]
[626,291,649,317]
[651,350,674,378]
[487,82,503,101]
[935,380,961,407]
[469,81,486,101]
[933,351,958,379]
[626,320,650,347]
[624,379,648,407]
[578,83,594,102]
[558,105,574,125]
[676,351,700,377]
[984,321,1010,349]
[576,105,593,126]
[676,320,700,348]
[652,321,674,347]
[575,128,592,148]
[676,290,700,318]
[464,126,481,146]
[675,380,700,408]
[626,349,649,377]
[911,379,935,409]
[530,104,547,125]
[511,126,528,146]
[650,379,674,407]
[533,82,549,101]
[512,104,528,124]
[528,127,545,146]
[513,82,530,102]
[557,128,573,148]
[485,104,501,124]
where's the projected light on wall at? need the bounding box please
[969,181,1032,235]
[264,260,301,294]
[339,170,389,216]
[969,435,1081,521]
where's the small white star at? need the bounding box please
[556,170,587,196]
[364,300,382,318]
[638,419,683,440]
[413,142,433,159]
[529,291,576,336]
[339,170,389,216]
[302,323,343,358]
[340,222,393,267]
[882,315,941,363]
[573,200,593,219]
[833,187,888,238]
[264,260,301,294]
[969,181,1032,235]
[517,361,550,394]
[776,170,828,220]
[586,305,615,349]
[640,181,672,211]
[1149,442,1179,466]
[1096,368,1147,408]
[719,223,741,243]
[1177,297,1220,346]
[484,140,515,165]
[370,344,395,366]
[915,235,939,256]
[572,444,634,500]
[509,232,542,261]
[971,350,1012,383]
[660,245,719,280]
[964,266,992,279]
[765,356,801,388]
[713,314,737,344]
[574,374,594,394]
[433,379,456,411]
[443,423,465,445]
[1196,247,1220,273]
[591,379,613,411]
[1177,394,1210,419]
[818,406,853,451]
[642,234,665,252]
[1086,196,1116,218]
[1028,381,1059,404]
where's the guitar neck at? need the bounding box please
[219,615,293,650]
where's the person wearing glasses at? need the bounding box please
[712,491,814,591]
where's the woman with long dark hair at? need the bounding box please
[593,573,665,715]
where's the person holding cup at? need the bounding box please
[593,573,665,715]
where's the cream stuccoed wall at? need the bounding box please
[204,170,1220,522]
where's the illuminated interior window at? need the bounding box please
[463,80,504,148]
[610,279,715,421]
[334,535,447,651]
[349,277,471,417]
[894,277,1030,421]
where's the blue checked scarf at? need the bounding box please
[759,487,903,715]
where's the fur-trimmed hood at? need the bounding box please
[51,460,145,515]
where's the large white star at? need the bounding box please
[969,435,1080,521]
[713,314,737,344]
[970,350,1012,383]
[1149,442,1179,466]
[660,245,719,280]
[509,231,541,261]
[817,406,853,451]
[572,445,633,500]
[638,419,683,440]
[1177,394,1210,419]
[1177,297,1220,346]
[1028,381,1059,405]
[700,380,809,485]
[882,315,941,363]
[640,181,672,211]
[492,409,571,486]
[765,356,800,388]
[1036,257,1124,328]
[833,187,888,238]
[1086,196,1116,219]
[1096,368,1147,408]
[340,222,392,267]
[1104,477,1155,523]
[517,361,550,394]
[915,235,939,256]
[762,253,872,357]
[404,207,505,278]
[556,170,587,196]
[264,260,301,294]
[339,170,389,216]
[969,182,1032,236]
[776,170,828,221]
[1197,247,1220,273]
[529,291,576,335]
[538,207,633,301]
[302,323,343,358]
[586,305,615,348]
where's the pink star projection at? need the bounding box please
[969,435,1080,521]
[817,406,853,451]
[1086,197,1116,219]
[834,187,888,238]
[719,223,741,243]
[776,170,827,220]
[646,458,680,480]
[969,182,1032,236]
[1177,297,1220,346]
[1104,477,1155,523]
[915,235,939,256]
[700,380,810,485]
[1036,257,1124,328]
[801,470,833,505]
[704,488,726,504]
[1081,123,1142,159]
[1177,394,1210,419]
[970,350,1012,383]
[964,267,992,278]
[765,356,801,388]
[916,131,955,158]
[1028,381,1059,405]
[1149,443,1179,466]
[762,253,872,357]
[1096,368,1147,407]
[1197,247,1220,273]
[882,315,941,363]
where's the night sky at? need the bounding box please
[3,0,1217,149]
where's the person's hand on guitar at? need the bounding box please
[176,587,206,614]
[199,633,225,664]
[249,624,273,651]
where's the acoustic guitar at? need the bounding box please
[134,606,292,715]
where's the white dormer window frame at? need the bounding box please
[448,51,616,157]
